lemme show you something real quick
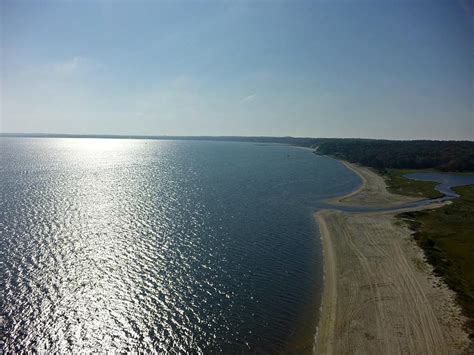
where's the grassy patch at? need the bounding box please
[398,185,474,337]
[382,169,443,199]
[380,168,474,336]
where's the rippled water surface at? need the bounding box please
[0,138,359,353]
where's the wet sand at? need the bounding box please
[315,162,470,354]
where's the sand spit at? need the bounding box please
[314,163,470,354]
[328,161,421,208]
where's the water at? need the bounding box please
[0,138,360,353]
[404,172,474,198]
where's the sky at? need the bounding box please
[1,0,473,140]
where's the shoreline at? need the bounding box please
[327,161,422,208]
[314,162,470,354]
[313,212,336,355]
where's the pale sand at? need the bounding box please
[314,163,470,354]
[328,161,422,208]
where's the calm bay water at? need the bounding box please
[0,138,360,353]
[404,172,474,198]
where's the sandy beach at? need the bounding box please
[315,162,470,354]
[327,161,422,208]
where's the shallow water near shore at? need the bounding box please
[0,138,360,353]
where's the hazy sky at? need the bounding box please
[1,0,473,139]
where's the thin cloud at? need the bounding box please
[16,57,99,80]
[52,57,100,75]
[241,94,256,103]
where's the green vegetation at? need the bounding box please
[4,134,474,171]
[315,139,474,171]
[313,139,474,335]
[398,185,474,337]
[382,169,443,199]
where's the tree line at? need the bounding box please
[314,139,474,172]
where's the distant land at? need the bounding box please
[2,133,474,172]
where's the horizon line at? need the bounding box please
[0,132,473,143]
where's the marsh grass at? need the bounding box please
[382,169,444,199]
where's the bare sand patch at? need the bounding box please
[328,161,421,208]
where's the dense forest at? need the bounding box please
[2,134,473,171]
[314,139,474,172]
